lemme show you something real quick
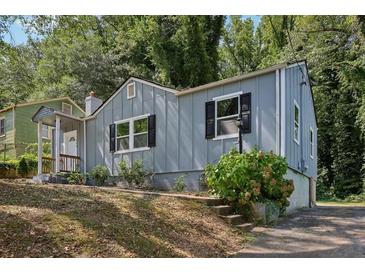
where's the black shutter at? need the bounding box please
[109,124,116,152]
[148,114,156,147]
[205,101,215,139]
[240,93,251,134]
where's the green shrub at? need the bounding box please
[118,160,151,187]
[90,165,109,186]
[204,148,294,212]
[173,175,186,192]
[17,157,29,177]
[67,172,87,185]
[0,160,19,178]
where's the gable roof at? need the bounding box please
[0,97,85,115]
[86,76,177,119]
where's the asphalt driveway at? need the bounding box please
[235,206,365,257]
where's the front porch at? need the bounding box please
[32,106,84,180]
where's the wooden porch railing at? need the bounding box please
[41,154,80,173]
[42,156,55,173]
[60,154,81,172]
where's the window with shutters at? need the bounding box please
[0,117,5,137]
[115,115,149,153]
[294,100,300,144]
[215,94,240,138]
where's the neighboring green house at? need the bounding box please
[0,97,85,159]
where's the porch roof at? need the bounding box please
[32,106,83,127]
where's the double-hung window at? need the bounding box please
[116,116,148,152]
[310,127,314,158]
[294,100,300,144]
[62,102,73,115]
[0,117,5,137]
[215,95,240,138]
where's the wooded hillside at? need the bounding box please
[0,15,364,198]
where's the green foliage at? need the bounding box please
[173,175,186,192]
[17,157,28,177]
[205,149,294,211]
[118,160,151,188]
[90,165,109,186]
[67,171,87,185]
[0,159,19,178]
[24,143,52,157]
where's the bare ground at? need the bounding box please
[0,180,250,258]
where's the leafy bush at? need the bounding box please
[204,148,294,212]
[173,175,186,192]
[0,160,19,178]
[118,160,151,188]
[90,165,109,186]
[67,172,87,185]
[17,157,29,177]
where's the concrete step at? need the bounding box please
[235,223,255,232]
[211,205,233,215]
[220,214,245,225]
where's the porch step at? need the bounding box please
[235,223,255,232]
[211,205,233,215]
[220,214,245,225]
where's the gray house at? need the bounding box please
[32,60,317,211]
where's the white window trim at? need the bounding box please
[0,117,5,137]
[310,127,314,159]
[62,102,73,115]
[41,124,52,140]
[127,82,136,99]
[115,114,150,154]
[213,92,242,140]
[294,99,300,145]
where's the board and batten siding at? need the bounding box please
[284,64,317,179]
[85,72,278,179]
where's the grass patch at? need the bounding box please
[0,180,249,258]
[317,200,365,207]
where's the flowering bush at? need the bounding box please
[204,148,294,211]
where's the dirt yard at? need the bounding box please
[0,180,250,258]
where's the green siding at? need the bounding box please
[0,108,16,159]
[10,98,84,158]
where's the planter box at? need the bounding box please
[252,202,280,225]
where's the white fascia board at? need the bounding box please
[280,68,286,157]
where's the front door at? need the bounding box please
[64,130,77,156]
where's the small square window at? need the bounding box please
[127,83,136,99]
[62,102,73,115]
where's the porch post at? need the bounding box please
[37,121,43,176]
[55,115,60,173]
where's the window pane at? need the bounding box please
[134,133,148,148]
[294,105,299,123]
[62,104,72,115]
[134,118,147,134]
[217,117,238,136]
[42,125,49,138]
[294,125,299,141]
[217,97,238,118]
[310,130,313,143]
[117,137,129,150]
[117,122,129,137]
[0,119,4,135]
